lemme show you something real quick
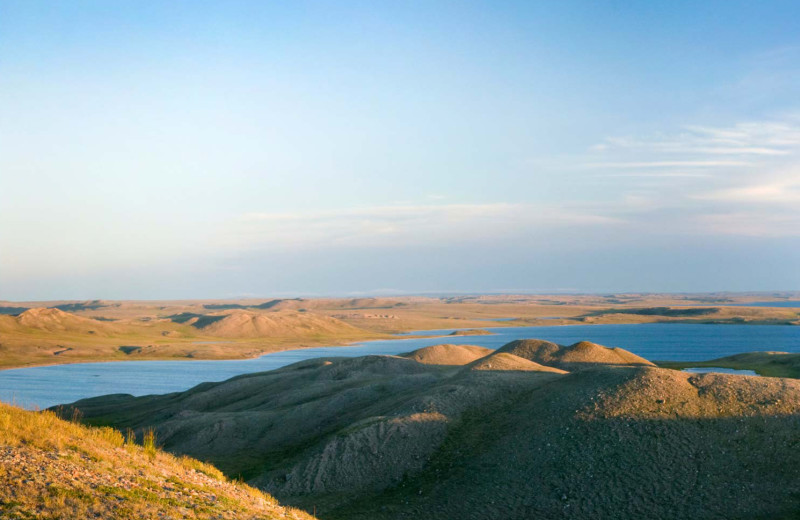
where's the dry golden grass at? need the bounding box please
[0,402,316,519]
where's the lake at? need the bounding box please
[726,301,800,308]
[1,322,799,409]
[683,367,758,376]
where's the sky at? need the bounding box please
[1,1,800,300]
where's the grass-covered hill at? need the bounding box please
[63,340,800,519]
[0,403,315,520]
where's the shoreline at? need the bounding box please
[2,319,799,373]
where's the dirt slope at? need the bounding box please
[64,341,800,520]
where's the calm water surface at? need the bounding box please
[683,367,759,376]
[726,301,800,308]
[1,323,799,409]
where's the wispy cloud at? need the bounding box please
[696,211,800,237]
[583,117,800,237]
[230,203,624,250]
[695,172,800,204]
[592,120,800,158]
[584,160,749,169]
[231,118,800,246]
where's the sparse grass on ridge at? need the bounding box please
[0,402,315,520]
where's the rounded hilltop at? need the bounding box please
[3,307,118,335]
[190,310,364,338]
[401,344,493,365]
[497,338,654,369]
[468,351,568,373]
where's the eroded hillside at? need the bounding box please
[64,339,800,519]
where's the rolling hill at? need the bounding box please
[0,307,383,369]
[400,344,493,365]
[191,310,366,339]
[62,339,800,519]
[496,338,654,369]
[1,307,120,335]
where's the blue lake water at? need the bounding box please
[683,367,759,376]
[1,323,799,410]
[726,301,800,308]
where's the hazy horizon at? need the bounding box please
[5,288,800,305]
[2,1,800,300]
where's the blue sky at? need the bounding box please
[1,1,800,299]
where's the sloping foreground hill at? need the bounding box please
[65,340,800,519]
[0,403,315,520]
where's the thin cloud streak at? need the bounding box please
[695,176,800,204]
[592,119,800,159]
[584,161,748,169]
[697,212,800,237]
[230,203,626,251]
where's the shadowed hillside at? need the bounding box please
[0,403,315,520]
[63,340,800,519]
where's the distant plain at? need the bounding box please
[1,293,799,371]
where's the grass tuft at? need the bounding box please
[92,426,124,448]
[142,427,157,460]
